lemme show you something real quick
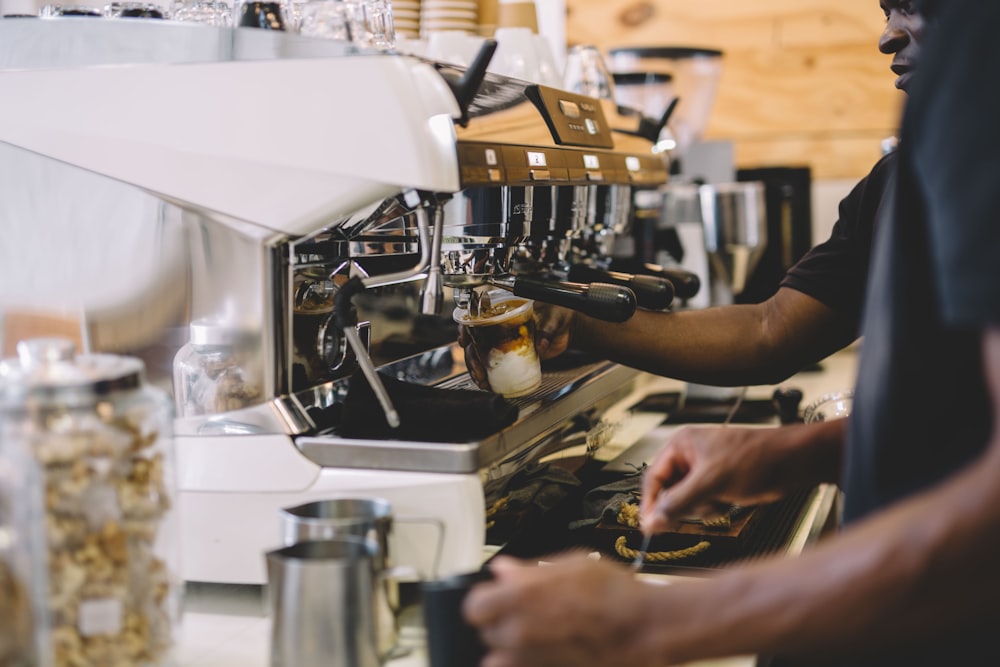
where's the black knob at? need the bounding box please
[772,388,804,424]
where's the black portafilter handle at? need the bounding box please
[495,276,637,323]
[566,263,674,311]
[608,258,702,301]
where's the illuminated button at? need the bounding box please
[485,148,498,165]
[584,118,598,134]
[626,156,641,171]
[527,151,547,167]
[558,100,581,118]
[488,168,502,182]
[583,154,600,169]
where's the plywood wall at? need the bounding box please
[564,0,907,180]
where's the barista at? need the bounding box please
[463,1,1000,665]
[460,0,922,396]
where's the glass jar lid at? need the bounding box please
[0,337,144,408]
[188,319,257,347]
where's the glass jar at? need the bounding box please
[173,320,262,418]
[0,406,50,666]
[802,390,854,424]
[0,338,181,667]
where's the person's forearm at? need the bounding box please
[638,440,1000,664]
[571,302,828,386]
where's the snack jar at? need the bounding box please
[0,338,181,667]
[0,374,50,666]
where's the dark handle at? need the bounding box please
[438,39,497,127]
[567,264,674,311]
[510,276,636,323]
[772,388,804,425]
[636,96,680,144]
[650,266,701,300]
[609,259,701,300]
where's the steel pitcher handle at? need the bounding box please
[397,515,446,581]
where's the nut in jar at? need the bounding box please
[0,338,181,667]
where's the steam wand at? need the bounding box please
[335,276,401,429]
[337,198,439,428]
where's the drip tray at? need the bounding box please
[296,346,640,474]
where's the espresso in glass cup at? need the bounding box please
[454,290,541,398]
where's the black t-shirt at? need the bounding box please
[780,151,897,331]
[840,0,1000,662]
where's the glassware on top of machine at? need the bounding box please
[104,2,165,17]
[293,0,394,46]
[237,0,286,28]
[39,4,103,15]
[0,338,181,667]
[171,0,230,24]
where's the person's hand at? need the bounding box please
[463,553,663,667]
[639,425,791,534]
[458,302,577,391]
[457,321,490,390]
[532,302,575,360]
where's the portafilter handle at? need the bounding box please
[607,258,702,301]
[488,275,637,323]
[566,263,674,311]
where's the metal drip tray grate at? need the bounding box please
[437,361,612,411]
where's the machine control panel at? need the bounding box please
[457,141,667,187]
[525,84,615,149]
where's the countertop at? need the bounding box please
[176,346,859,667]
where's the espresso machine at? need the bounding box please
[0,19,672,584]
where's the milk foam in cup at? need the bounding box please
[454,291,542,397]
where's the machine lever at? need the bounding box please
[438,38,498,127]
[637,96,680,144]
[567,263,674,311]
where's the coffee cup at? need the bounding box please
[420,569,494,667]
[453,290,542,397]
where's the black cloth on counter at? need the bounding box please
[567,466,645,531]
[338,371,518,442]
[483,462,582,515]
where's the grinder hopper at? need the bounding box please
[700,181,767,303]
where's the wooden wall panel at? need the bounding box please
[564,0,907,179]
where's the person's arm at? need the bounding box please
[636,326,1000,664]
[639,418,846,533]
[570,286,857,386]
[465,329,1000,666]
